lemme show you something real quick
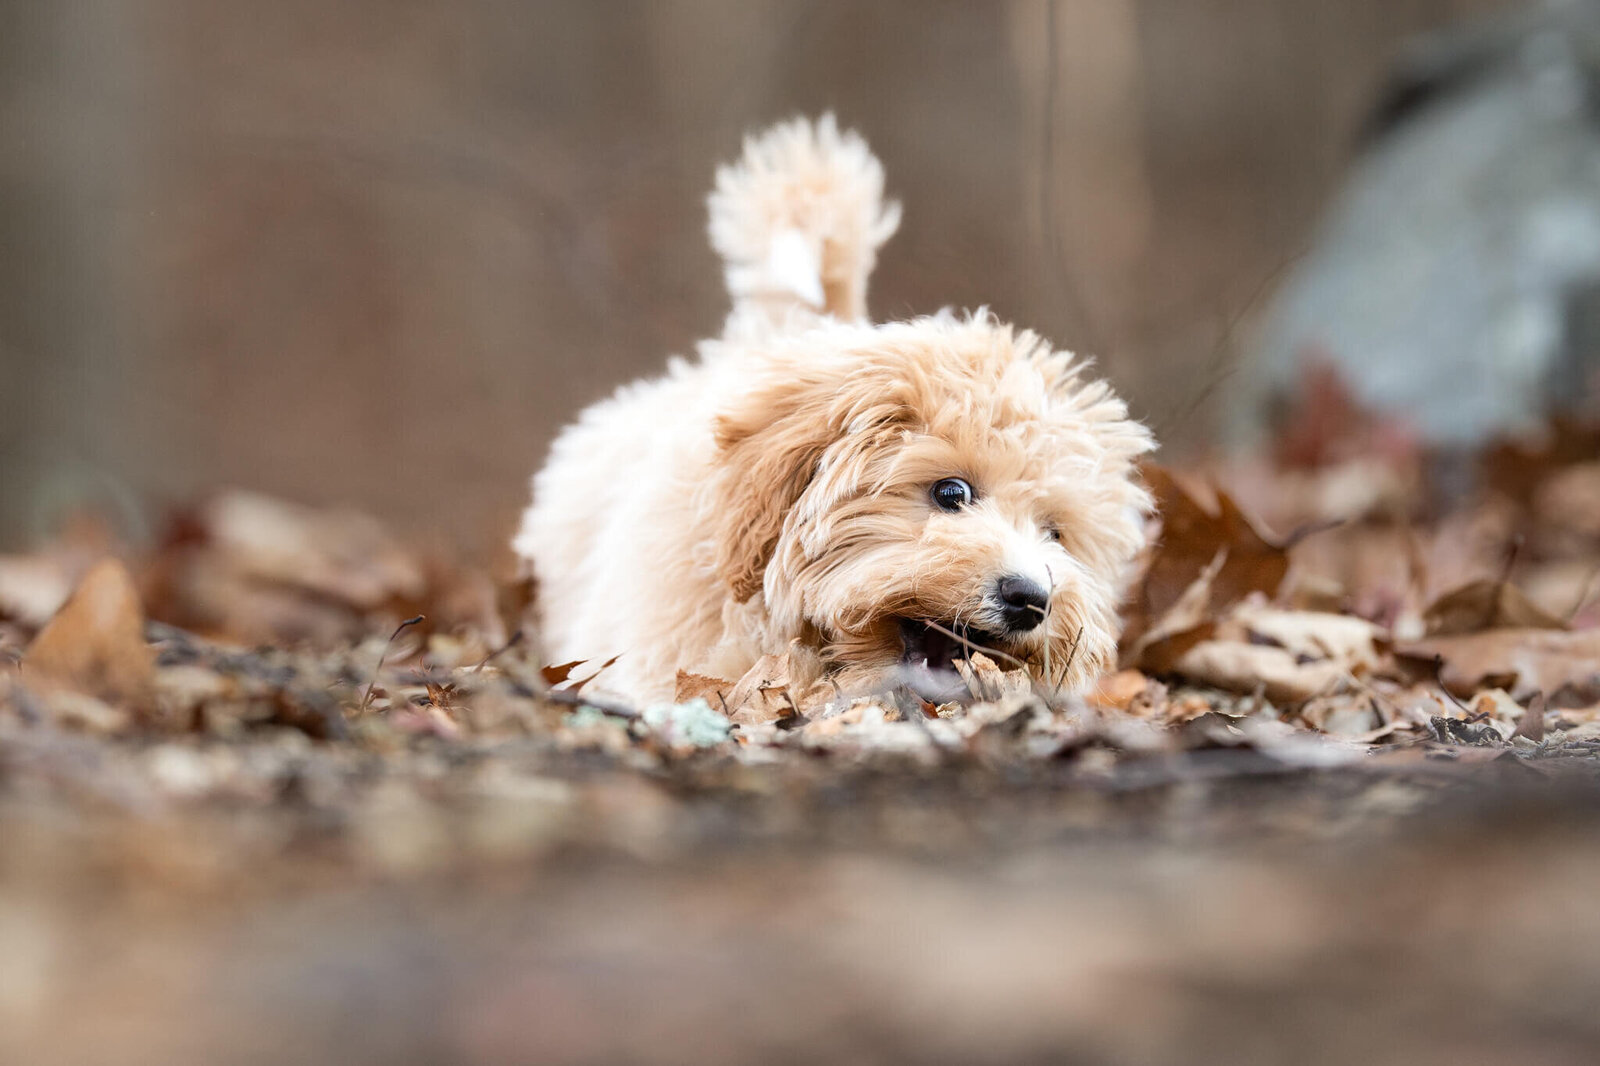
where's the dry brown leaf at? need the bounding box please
[799,700,866,742]
[1297,695,1382,736]
[25,558,153,703]
[1150,599,1382,706]
[1125,466,1289,650]
[540,659,586,686]
[201,489,425,609]
[537,655,622,694]
[954,653,1007,702]
[1422,578,1568,636]
[1513,691,1547,742]
[724,652,795,725]
[1170,640,1345,704]
[674,670,733,707]
[1396,628,1600,703]
[1088,669,1149,711]
[1532,460,1600,539]
[1127,548,1226,671]
[1481,418,1600,506]
[790,679,839,718]
[1231,603,1384,670]
[1469,689,1523,737]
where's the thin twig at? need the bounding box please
[360,615,425,713]
[539,685,641,721]
[1059,626,1084,689]
[919,618,1029,670]
[1025,600,1052,690]
[471,628,525,673]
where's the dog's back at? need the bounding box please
[516,116,900,699]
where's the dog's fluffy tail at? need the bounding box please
[709,114,901,326]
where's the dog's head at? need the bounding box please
[702,312,1153,693]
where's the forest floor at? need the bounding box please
[4,404,1600,1064]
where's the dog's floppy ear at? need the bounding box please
[703,378,839,603]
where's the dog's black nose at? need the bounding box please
[996,575,1050,632]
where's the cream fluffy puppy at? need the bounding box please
[515,116,1152,703]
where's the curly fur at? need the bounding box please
[515,116,1153,703]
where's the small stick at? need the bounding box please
[919,618,1028,670]
[360,615,425,713]
[1026,601,1052,689]
[539,685,641,721]
[471,628,525,673]
[1057,626,1084,690]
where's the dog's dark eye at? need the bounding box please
[1045,526,1062,543]
[930,478,974,512]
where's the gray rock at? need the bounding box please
[1243,0,1600,450]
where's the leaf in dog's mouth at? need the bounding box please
[898,618,1005,670]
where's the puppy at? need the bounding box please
[515,116,1152,703]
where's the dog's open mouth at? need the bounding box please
[898,618,1008,670]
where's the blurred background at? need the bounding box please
[0,0,1555,557]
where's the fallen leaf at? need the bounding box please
[1147,600,1379,706]
[1397,629,1600,703]
[545,655,620,694]
[1089,669,1149,711]
[200,490,425,609]
[1298,695,1381,736]
[1231,603,1384,670]
[540,659,587,686]
[675,670,733,707]
[953,653,1009,702]
[790,679,839,719]
[724,652,795,725]
[1124,465,1289,649]
[1271,357,1386,469]
[1422,578,1567,636]
[1170,640,1345,704]
[1127,549,1225,671]
[1481,418,1600,507]
[1513,691,1547,742]
[26,558,153,702]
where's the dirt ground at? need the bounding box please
[3,729,1599,1065]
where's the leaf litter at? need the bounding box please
[2,413,1600,777]
[7,400,1600,1065]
